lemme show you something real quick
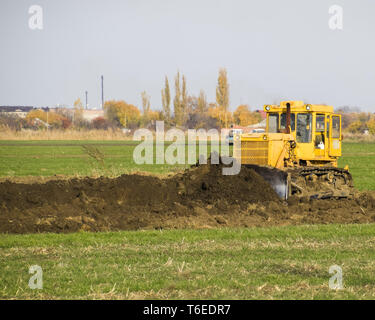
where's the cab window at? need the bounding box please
[297,113,312,143]
[316,115,325,132]
[315,114,325,148]
[332,116,340,138]
[280,113,296,131]
[268,113,279,133]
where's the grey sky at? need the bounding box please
[0,0,374,111]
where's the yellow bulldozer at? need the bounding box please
[234,101,353,200]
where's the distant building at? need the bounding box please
[0,106,49,118]
[228,125,252,134]
[255,110,267,120]
[247,119,267,132]
[226,122,267,134]
[81,109,104,122]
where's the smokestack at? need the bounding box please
[85,91,88,110]
[101,75,104,109]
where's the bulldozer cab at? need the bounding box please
[235,101,349,200]
[264,101,342,166]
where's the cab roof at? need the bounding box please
[263,101,334,114]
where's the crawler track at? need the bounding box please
[288,166,354,199]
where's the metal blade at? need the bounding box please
[245,165,290,200]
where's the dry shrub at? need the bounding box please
[342,132,375,143]
[0,127,132,140]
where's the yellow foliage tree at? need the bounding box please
[207,105,232,128]
[26,109,65,127]
[216,68,229,127]
[366,119,375,134]
[161,76,171,121]
[233,105,260,126]
[174,71,183,126]
[73,98,84,122]
[347,120,363,133]
[197,90,208,115]
[104,100,141,128]
[141,91,151,125]
[148,110,161,122]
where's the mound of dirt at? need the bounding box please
[1,160,375,234]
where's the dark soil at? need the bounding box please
[1,161,375,234]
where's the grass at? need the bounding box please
[1,224,375,299]
[0,140,185,177]
[0,140,374,190]
[1,140,375,300]
[339,142,375,190]
[0,140,223,177]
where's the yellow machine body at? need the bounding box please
[234,101,342,168]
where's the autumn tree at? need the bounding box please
[186,95,198,115]
[161,76,171,121]
[0,114,34,131]
[92,116,110,130]
[197,90,208,115]
[339,113,354,129]
[104,100,141,129]
[172,71,189,127]
[173,71,183,126]
[141,91,151,124]
[181,75,188,123]
[347,120,364,133]
[73,98,84,123]
[233,105,260,126]
[26,109,67,128]
[336,107,361,129]
[207,105,233,128]
[366,119,375,134]
[148,110,162,122]
[216,68,229,127]
[359,112,371,123]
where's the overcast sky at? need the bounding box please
[0,0,374,111]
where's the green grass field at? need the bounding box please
[0,141,374,190]
[338,143,375,190]
[0,140,213,177]
[1,224,375,300]
[1,140,375,300]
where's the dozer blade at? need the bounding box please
[245,165,290,200]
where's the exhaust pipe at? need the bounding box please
[286,102,291,134]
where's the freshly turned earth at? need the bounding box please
[1,160,375,234]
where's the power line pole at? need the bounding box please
[101,75,104,109]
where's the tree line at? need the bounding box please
[0,68,262,131]
[336,107,375,134]
[102,68,262,130]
